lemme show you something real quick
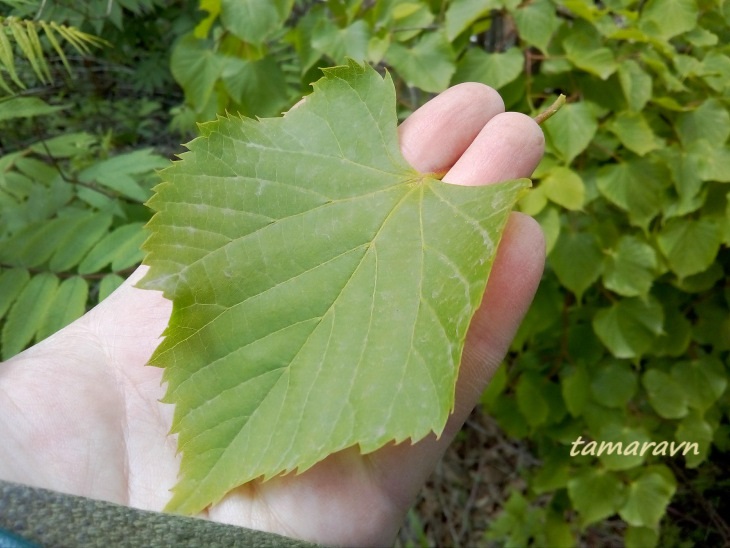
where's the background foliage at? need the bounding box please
[1,0,728,545]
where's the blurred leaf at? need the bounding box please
[29,132,97,159]
[0,97,67,121]
[640,0,698,40]
[35,276,88,341]
[49,213,113,272]
[543,102,598,164]
[0,214,87,269]
[671,357,727,412]
[590,360,637,408]
[385,31,455,93]
[221,56,293,118]
[568,468,625,526]
[657,217,721,279]
[444,0,499,41]
[593,296,664,359]
[452,47,524,90]
[625,527,659,548]
[549,230,603,301]
[675,412,713,467]
[78,223,146,275]
[618,60,652,111]
[602,235,657,297]
[98,273,125,302]
[513,0,560,53]
[219,0,295,44]
[562,365,590,417]
[619,468,676,527]
[170,35,224,111]
[516,372,550,428]
[0,268,30,319]
[563,30,616,80]
[541,166,584,211]
[608,112,662,156]
[311,18,370,63]
[642,368,688,419]
[596,159,666,230]
[1,272,59,359]
[597,423,653,471]
[676,99,730,149]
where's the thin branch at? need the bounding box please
[533,94,566,125]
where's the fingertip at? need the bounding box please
[398,83,505,173]
[443,111,545,186]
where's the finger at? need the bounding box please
[397,82,505,174]
[443,111,545,185]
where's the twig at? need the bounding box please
[533,94,566,125]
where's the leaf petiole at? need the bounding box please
[533,94,567,125]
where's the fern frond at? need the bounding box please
[0,16,106,92]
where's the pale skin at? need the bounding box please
[0,83,545,547]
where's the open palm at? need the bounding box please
[0,83,544,547]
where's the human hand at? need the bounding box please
[0,83,545,547]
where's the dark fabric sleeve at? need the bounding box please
[0,480,322,548]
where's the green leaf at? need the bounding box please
[625,527,659,548]
[540,166,584,211]
[385,31,455,93]
[642,368,688,419]
[452,47,524,90]
[78,149,167,203]
[567,468,625,526]
[513,0,560,53]
[596,159,666,230]
[563,31,616,80]
[593,296,664,359]
[657,217,722,279]
[170,36,224,111]
[49,212,113,272]
[549,230,603,301]
[602,235,657,297]
[674,412,713,467]
[138,61,528,515]
[590,360,637,408]
[35,276,88,342]
[650,303,691,357]
[676,99,730,149]
[444,0,498,41]
[607,112,662,156]
[596,423,653,471]
[618,60,652,112]
[699,52,730,93]
[219,0,295,44]
[640,0,698,40]
[561,366,590,417]
[671,357,727,412]
[619,468,676,527]
[0,268,30,319]
[311,19,370,63]
[0,96,67,122]
[543,102,598,164]
[1,273,59,360]
[98,273,125,302]
[516,372,550,428]
[221,56,293,118]
[29,132,97,159]
[78,223,146,275]
[0,214,91,269]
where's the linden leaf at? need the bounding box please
[139,60,528,515]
